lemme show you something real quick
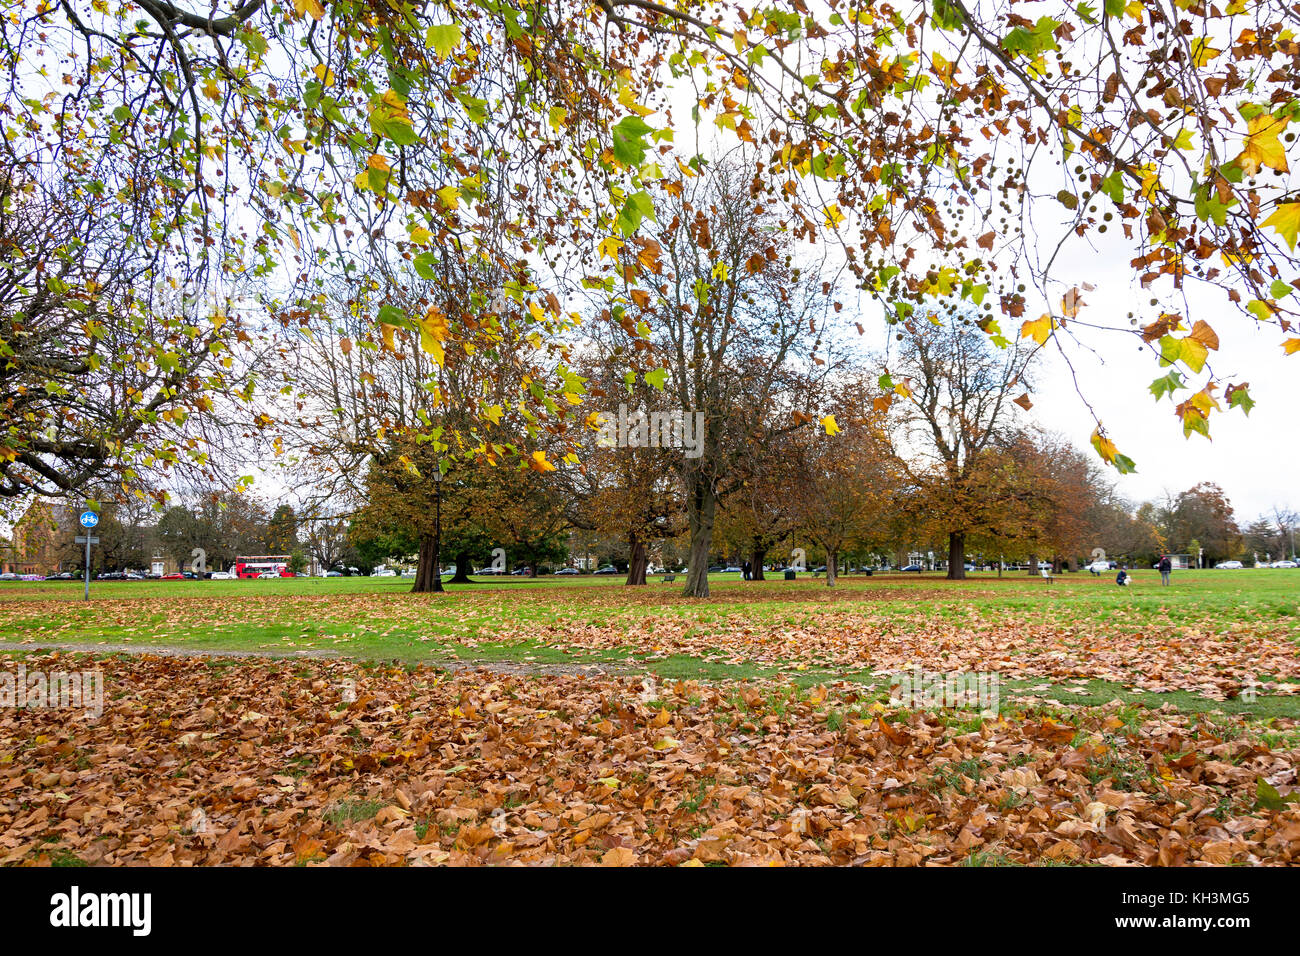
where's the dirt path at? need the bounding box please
[1,640,628,679]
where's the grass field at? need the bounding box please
[2,568,1296,714]
[3,569,1298,865]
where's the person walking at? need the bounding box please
[741,560,751,581]
[1158,554,1172,587]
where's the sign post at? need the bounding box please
[78,511,99,602]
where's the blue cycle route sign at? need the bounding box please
[79,511,99,529]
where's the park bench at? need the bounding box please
[660,573,677,584]
[1040,568,1055,585]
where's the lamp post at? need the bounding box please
[432,467,444,593]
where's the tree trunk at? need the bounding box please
[750,538,767,582]
[411,535,443,593]
[449,549,473,584]
[894,548,907,570]
[682,474,716,598]
[625,533,648,586]
[1026,554,1038,576]
[825,547,838,587]
[946,531,966,580]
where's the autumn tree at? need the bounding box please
[790,416,895,588]
[883,311,1035,579]
[560,357,684,586]
[0,164,253,511]
[1161,482,1243,564]
[599,158,831,597]
[266,505,299,554]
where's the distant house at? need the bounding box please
[2,500,74,575]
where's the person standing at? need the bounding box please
[741,560,751,581]
[1158,554,1172,587]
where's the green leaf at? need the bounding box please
[644,367,667,390]
[378,304,408,327]
[1149,370,1184,401]
[413,252,437,281]
[1228,385,1256,415]
[425,23,463,60]
[611,116,654,167]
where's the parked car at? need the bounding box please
[1215,560,1244,569]
[474,566,503,575]
[509,567,531,575]
[210,570,235,580]
[257,571,281,579]
[706,565,724,573]
[723,565,743,573]
[900,564,923,573]
[1271,559,1298,568]
[46,572,74,580]
[554,567,579,575]
[0,572,17,581]
[374,569,397,577]
[593,565,619,575]
[161,572,185,580]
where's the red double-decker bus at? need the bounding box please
[233,555,292,578]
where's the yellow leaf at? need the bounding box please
[410,226,432,245]
[368,154,391,173]
[484,404,503,425]
[819,414,840,436]
[313,64,335,85]
[419,307,447,365]
[598,236,624,261]
[1262,202,1300,250]
[1190,38,1221,68]
[1020,314,1053,345]
[293,0,324,21]
[1090,427,1117,464]
[528,450,556,472]
[1236,112,1290,176]
[1284,338,1300,354]
[435,185,459,209]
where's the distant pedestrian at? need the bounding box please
[1158,554,1172,587]
[742,560,751,581]
[1116,568,1130,587]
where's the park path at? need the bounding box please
[1,640,624,679]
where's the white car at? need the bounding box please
[374,569,397,577]
[210,570,235,580]
[1271,559,1298,568]
[1085,560,1110,573]
[1215,560,1244,569]
[257,571,281,579]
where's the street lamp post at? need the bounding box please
[432,467,444,593]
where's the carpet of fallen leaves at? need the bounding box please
[3,654,1299,866]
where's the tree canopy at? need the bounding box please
[7,0,1300,506]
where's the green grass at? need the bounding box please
[2,568,1296,722]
